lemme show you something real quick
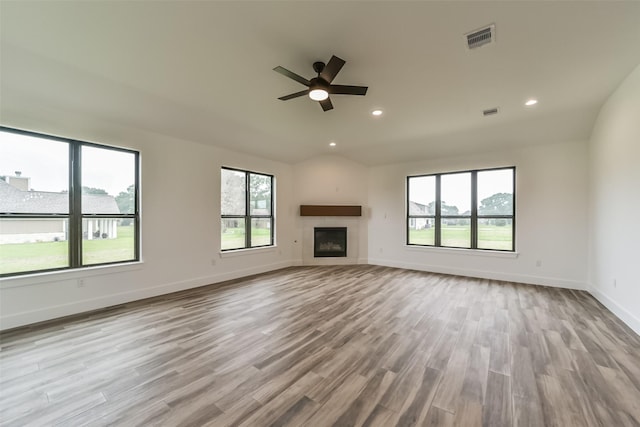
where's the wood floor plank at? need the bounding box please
[543,329,575,371]
[510,344,545,426]
[330,367,395,426]
[301,372,368,427]
[268,396,319,427]
[1,265,638,426]
[483,371,512,427]
[432,320,478,412]
[361,403,398,427]
[489,331,510,375]
[454,399,483,427]
[536,373,586,427]
[238,370,322,427]
[570,349,625,426]
[460,344,490,404]
[378,353,427,413]
[597,365,640,425]
[394,367,442,427]
[424,406,455,427]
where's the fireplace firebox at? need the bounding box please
[314,227,347,257]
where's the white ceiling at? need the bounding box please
[2,1,640,165]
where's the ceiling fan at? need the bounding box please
[273,55,368,111]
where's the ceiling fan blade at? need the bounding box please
[278,90,308,101]
[319,97,333,112]
[320,55,345,83]
[329,85,368,96]
[273,66,310,87]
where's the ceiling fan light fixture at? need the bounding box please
[274,55,367,111]
[309,88,329,101]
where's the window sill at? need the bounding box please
[405,245,519,258]
[219,245,277,258]
[0,261,144,289]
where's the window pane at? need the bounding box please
[478,169,513,215]
[0,218,69,274]
[250,174,272,216]
[0,130,69,214]
[478,218,513,250]
[408,218,435,245]
[82,146,135,214]
[221,218,245,250]
[82,220,135,265]
[441,172,471,216]
[440,218,471,248]
[221,169,246,216]
[251,218,272,247]
[408,176,435,215]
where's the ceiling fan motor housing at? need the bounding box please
[309,77,329,89]
[313,61,325,74]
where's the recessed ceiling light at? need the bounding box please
[329,142,337,147]
[525,99,538,106]
[371,109,383,116]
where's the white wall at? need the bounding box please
[0,116,296,330]
[588,64,640,334]
[292,155,369,265]
[368,140,589,289]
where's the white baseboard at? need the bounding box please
[367,257,586,290]
[588,285,640,336]
[0,260,294,330]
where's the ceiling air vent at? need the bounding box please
[466,24,495,49]
[483,107,499,116]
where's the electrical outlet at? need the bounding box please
[536,260,542,267]
[211,259,216,266]
[77,279,85,288]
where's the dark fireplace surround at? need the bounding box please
[314,227,347,257]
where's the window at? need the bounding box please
[221,167,273,250]
[407,167,514,251]
[0,127,139,277]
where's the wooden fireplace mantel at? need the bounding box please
[300,205,362,217]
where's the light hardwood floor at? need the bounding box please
[1,265,640,426]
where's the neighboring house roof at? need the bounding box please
[409,200,429,215]
[0,179,120,214]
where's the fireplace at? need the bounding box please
[314,227,347,257]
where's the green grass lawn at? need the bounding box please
[409,227,436,245]
[0,225,135,275]
[478,224,513,250]
[83,225,135,265]
[409,224,512,250]
[221,227,270,250]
